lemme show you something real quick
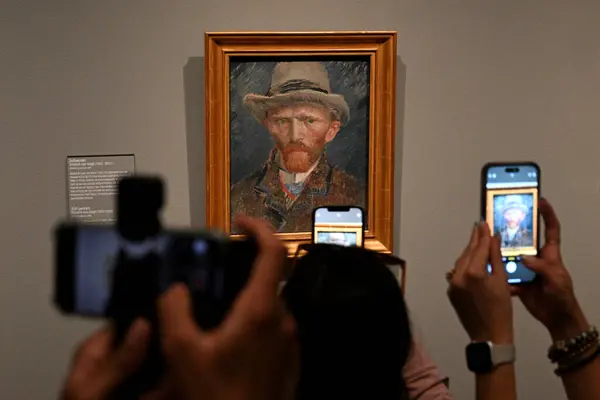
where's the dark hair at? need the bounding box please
[282,245,412,399]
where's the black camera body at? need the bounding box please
[57,176,259,398]
[162,230,258,329]
[110,176,257,397]
[109,176,258,327]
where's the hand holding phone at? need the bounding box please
[481,162,541,284]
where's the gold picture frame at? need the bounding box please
[205,31,397,255]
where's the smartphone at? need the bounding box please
[54,222,256,322]
[481,162,541,284]
[311,206,365,247]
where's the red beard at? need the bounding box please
[280,143,321,173]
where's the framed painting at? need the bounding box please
[205,31,397,255]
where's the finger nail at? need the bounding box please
[123,319,149,350]
[130,318,149,340]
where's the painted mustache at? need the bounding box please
[282,143,311,154]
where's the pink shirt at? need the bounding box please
[403,339,452,399]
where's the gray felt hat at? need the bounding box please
[502,195,528,214]
[243,62,350,125]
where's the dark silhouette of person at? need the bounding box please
[105,247,162,398]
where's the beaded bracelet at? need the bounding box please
[554,345,600,376]
[548,326,599,364]
[557,338,600,366]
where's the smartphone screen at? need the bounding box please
[55,224,247,317]
[481,163,540,284]
[312,206,364,247]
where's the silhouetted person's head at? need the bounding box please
[283,245,412,399]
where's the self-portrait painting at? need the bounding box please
[205,32,397,254]
[229,58,370,234]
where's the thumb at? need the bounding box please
[489,234,507,280]
[108,318,151,382]
[158,284,203,356]
[522,255,548,275]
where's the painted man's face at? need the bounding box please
[326,233,346,245]
[264,104,340,173]
[503,208,525,229]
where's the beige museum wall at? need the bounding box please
[2,0,600,398]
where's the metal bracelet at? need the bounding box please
[554,345,600,376]
[548,326,598,364]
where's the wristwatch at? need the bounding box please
[466,341,516,373]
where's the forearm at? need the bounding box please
[559,356,600,400]
[471,328,516,400]
[549,311,600,400]
[475,364,516,400]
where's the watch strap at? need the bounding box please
[491,343,516,366]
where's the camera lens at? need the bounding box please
[193,240,208,255]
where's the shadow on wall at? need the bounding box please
[394,57,407,255]
[183,56,407,253]
[184,57,206,227]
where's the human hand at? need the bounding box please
[60,319,160,400]
[447,222,513,344]
[513,198,588,341]
[158,216,299,400]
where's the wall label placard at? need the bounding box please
[66,154,135,223]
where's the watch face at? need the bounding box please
[466,342,493,373]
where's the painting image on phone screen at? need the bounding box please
[486,189,538,257]
[316,231,358,246]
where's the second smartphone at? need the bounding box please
[312,206,365,247]
[481,162,541,284]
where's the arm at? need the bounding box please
[548,309,600,400]
[475,364,516,400]
[403,338,452,399]
[474,331,516,400]
[515,199,600,400]
[447,224,517,400]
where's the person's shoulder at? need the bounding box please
[403,337,452,399]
